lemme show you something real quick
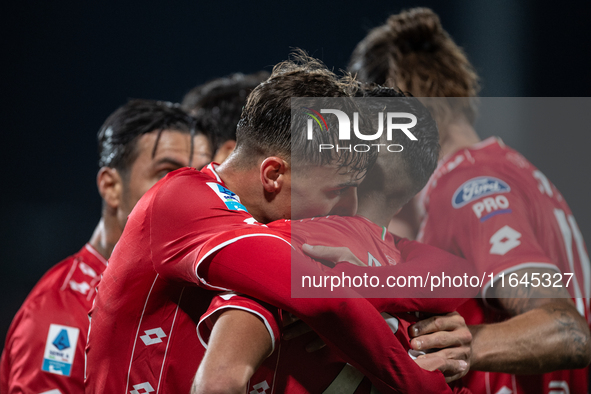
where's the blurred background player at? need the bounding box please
[349,7,591,394]
[0,100,212,393]
[181,71,270,163]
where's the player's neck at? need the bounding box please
[439,118,481,159]
[216,158,270,223]
[88,214,122,260]
[357,192,398,228]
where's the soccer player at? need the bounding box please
[85,54,464,394]
[181,71,270,163]
[0,100,212,393]
[194,86,474,393]
[349,8,591,394]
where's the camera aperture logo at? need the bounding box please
[303,107,418,152]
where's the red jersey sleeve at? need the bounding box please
[199,236,453,394]
[325,236,477,313]
[420,167,558,299]
[197,292,281,353]
[285,216,476,306]
[147,168,280,287]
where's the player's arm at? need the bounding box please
[469,267,590,373]
[412,169,591,374]
[411,269,591,373]
[199,237,456,394]
[1,298,87,394]
[150,177,454,392]
[192,309,272,394]
[303,239,477,312]
[302,240,473,382]
[283,310,470,383]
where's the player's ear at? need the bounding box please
[212,139,236,164]
[260,157,288,193]
[97,167,123,210]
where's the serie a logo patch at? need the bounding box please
[206,182,248,212]
[41,324,80,376]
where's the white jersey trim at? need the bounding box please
[469,136,498,151]
[126,274,160,394]
[481,262,561,302]
[197,305,277,354]
[194,233,293,291]
[156,287,185,394]
[85,243,108,267]
[206,163,222,183]
[60,260,78,291]
[436,136,498,168]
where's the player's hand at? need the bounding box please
[302,244,366,267]
[413,354,468,383]
[409,312,472,382]
[282,311,326,352]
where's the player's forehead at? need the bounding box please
[137,129,209,165]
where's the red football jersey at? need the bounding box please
[0,244,107,394]
[85,164,455,394]
[199,216,473,393]
[418,137,591,394]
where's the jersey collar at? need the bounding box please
[438,136,500,167]
[202,162,225,186]
[78,243,109,274]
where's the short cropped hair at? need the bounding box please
[236,52,376,176]
[181,71,270,149]
[98,99,208,174]
[359,85,439,193]
[349,8,480,126]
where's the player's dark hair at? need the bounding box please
[98,99,210,174]
[235,51,376,176]
[181,71,270,150]
[348,8,480,127]
[360,85,439,193]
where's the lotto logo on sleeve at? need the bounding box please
[41,324,80,376]
[207,182,248,212]
[452,177,510,208]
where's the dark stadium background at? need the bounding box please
[1,1,590,349]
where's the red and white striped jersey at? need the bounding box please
[418,137,590,394]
